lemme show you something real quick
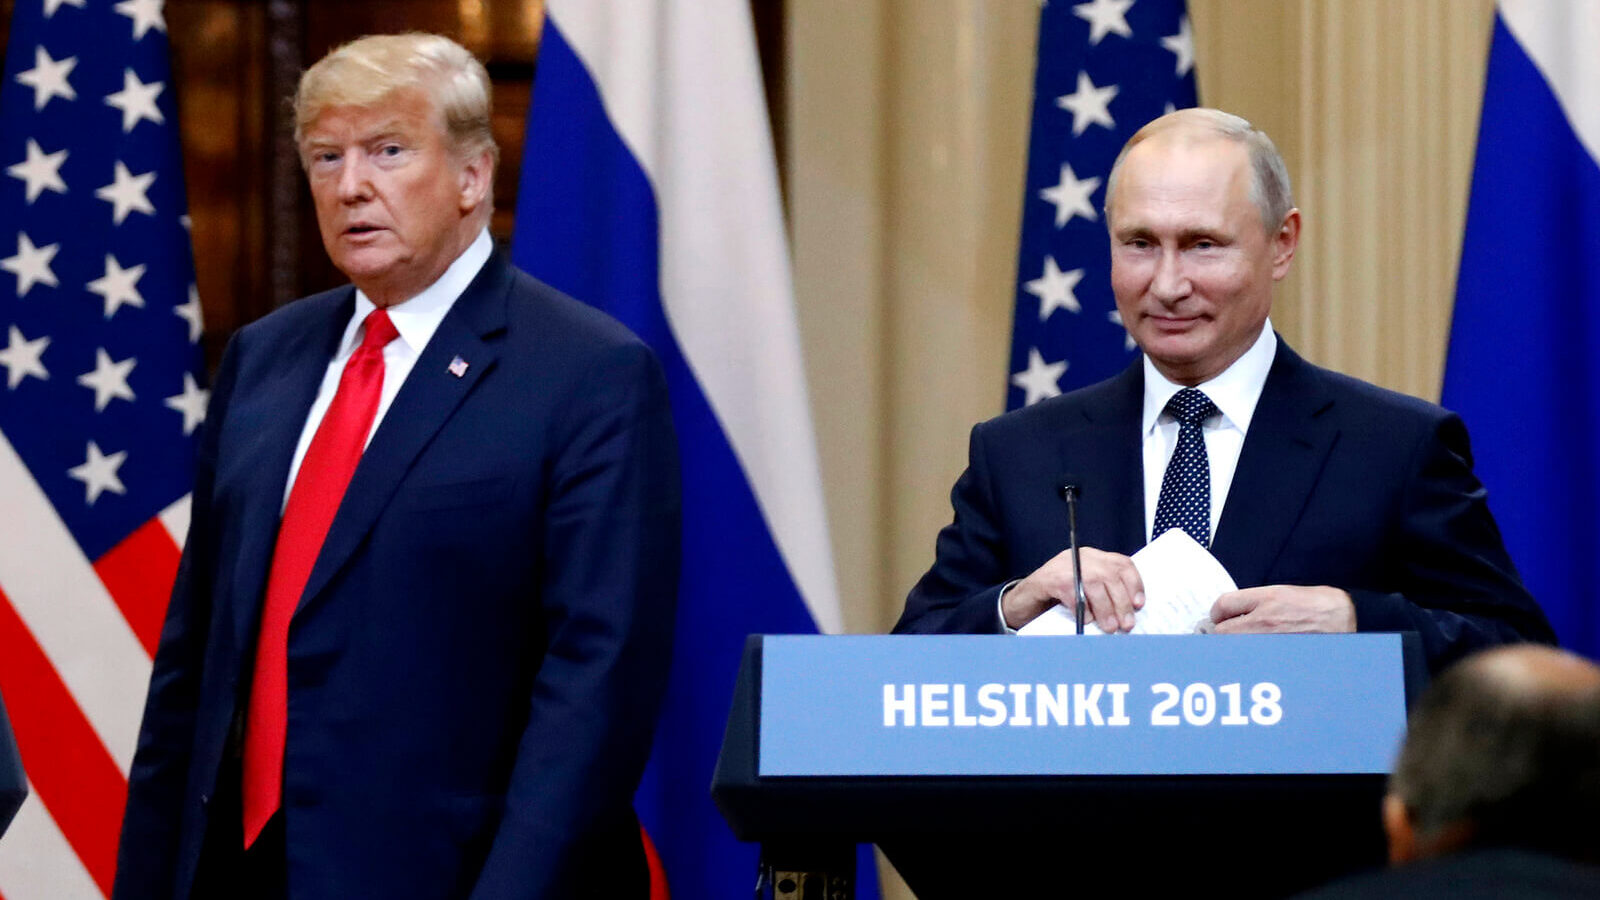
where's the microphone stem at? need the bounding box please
[1064,485,1087,635]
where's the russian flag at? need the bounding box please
[1442,1,1600,659]
[511,2,879,896]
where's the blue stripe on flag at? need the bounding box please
[512,18,876,898]
[1443,12,1600,657]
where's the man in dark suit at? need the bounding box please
[1297,644,1600,898]
[895,108,1552,669]
[114,34,679,899]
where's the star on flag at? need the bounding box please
[44,0,88,16]
[1025,255,1085,320]
[0,326,50,389]
[1039,163,1101,227]
[7,139,69,204]
[104,68,165,132]
[95,160,156,224]
[67,440,128,504]
[164,372,208,435]
[1011,347,1068,406]
[1073,0,1135,47]
[85,254,147,318]
[2,231,60,296]
[114,0,167,41]
[1162,16,1196,77]
[1056,71,1119,136]
[76,347,137,412]
[174,284,203,342]
[14,45,77,111]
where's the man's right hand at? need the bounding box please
[1003,547,1145,632]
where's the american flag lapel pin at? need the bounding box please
[447,355,469,378]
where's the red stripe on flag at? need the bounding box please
[0,590,127,897]
[641,823,670,900]
[93,517,181,657]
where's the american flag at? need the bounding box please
[0,1,204,896]
[1007,0,1197,409]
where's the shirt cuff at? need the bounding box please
[997,580,1021,634]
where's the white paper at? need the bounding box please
[1017,529,1237,636]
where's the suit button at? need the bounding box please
[199,793,210,807]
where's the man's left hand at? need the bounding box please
[1209,585,1356,634]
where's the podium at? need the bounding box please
[0,691,25,838]
[713,634,1425,899]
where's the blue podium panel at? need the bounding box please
[759,634,1407,777]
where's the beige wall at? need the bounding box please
[787,1,1495,894]
[789,0,1037,636]
[1190,0,1495,394]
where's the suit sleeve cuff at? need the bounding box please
[1347,588,1416,633]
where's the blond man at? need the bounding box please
[115,34,678,899]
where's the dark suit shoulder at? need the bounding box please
[1302,356,1453,425]
[503,266,653,359]
[975,363,1140,445]
[1294,849,1600,899]
[1252,342,1459,459]
[485,266,668,437]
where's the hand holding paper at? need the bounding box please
[1002,546,1144,632]
[1019,529,1237,636]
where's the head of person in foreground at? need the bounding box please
[1384,643,1600,865]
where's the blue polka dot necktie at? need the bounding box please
[1153,387,1219,547]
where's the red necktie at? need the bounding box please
[241,308,398,847]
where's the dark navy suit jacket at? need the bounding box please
[895,342,1553,669]
[114,253,680,898]
[1294,849,1600,899]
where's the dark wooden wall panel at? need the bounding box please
[169,2,271,365]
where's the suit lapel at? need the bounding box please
[294,255,510,617]
[228,292,354,656]
[1068,361,1146,557]
[1210,342,1339,588]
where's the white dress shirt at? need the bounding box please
[283,228,493,503]
[1140,319,1277,542]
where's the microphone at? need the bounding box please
[1059,482,1088,635]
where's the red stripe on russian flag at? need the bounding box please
[641,823,670,900]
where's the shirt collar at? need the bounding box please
[1141,319,1278,435]
[345,227,494,355]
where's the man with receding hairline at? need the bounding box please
[896,108,1552,671]
[114,33,678,899]
[1297,644,1600,898]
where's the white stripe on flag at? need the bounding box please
[0,433,150,774]
[1500,0,1600,161]
[0,789,104,900]
[549,0,843,633]
[158,493,191,551]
